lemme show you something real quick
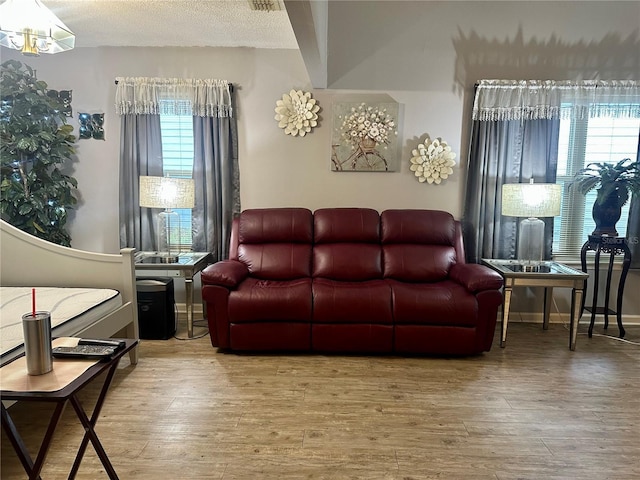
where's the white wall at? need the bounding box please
[2,10,638,321]
[1,46,467,253]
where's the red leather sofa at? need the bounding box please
[201,208,504,355]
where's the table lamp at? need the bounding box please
[502,179,562,266]
[139,176,195,262]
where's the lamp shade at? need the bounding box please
[139,176,195,209]
[502,182,562,218]
[0,0,75,56]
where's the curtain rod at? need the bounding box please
[114,79,234,92]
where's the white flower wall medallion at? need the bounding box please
[274,89,320,137]
[409,137,457,184]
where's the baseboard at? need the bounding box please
[507,311,640,326]
[174,303,205,321]
[176,304,640,326]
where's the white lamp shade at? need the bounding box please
[0,0,75,55]
[502,183,562,218]
[139,176,195,209]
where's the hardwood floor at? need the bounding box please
[2,322,640,479]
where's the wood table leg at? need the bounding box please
[67,360,121,480]
[543,287,553,330]
[570,287,584,351]
[2,400,67,480]
[500,287,512,348]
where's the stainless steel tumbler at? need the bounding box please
[22,311,53,375]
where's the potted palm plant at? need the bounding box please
[570,157,640,236]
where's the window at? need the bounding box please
[159,112,194,251]
[553,112,640,258]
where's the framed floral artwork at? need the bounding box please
[331,101,399,172]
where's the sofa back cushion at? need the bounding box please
[313,208,382,281]
[381,209,457,282]
[237,208,313,280]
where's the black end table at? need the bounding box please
[580,235,632,339]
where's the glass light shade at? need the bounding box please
[0,0,75,56]
[139,176,195,209]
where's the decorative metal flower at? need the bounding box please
[409,137,457,184]
[274,89,320,137]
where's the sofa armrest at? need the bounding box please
[449,263,503,293]
[202,259,249,288]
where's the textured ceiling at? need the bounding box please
[44,0,299,49]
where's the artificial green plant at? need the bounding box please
[571,158,640,208]
[0,59,78,246]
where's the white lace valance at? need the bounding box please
[472,80,640,121]
[115,77,233,117]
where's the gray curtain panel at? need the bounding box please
[463,118,560,263]
[119,114,163,250]
[191,115,240,261]
[628,195,640,269]
[629,131,640,268]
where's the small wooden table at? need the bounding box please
[1,338,138,479]
[135,252,212,337]
[481,259,588,351]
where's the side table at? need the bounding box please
[481,259,588,351]
[1,337,138,480]
[135,252,212,338]
[580,235,632,339]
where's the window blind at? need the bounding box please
[553,115,640,258]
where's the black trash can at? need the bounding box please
[136,277,176,340]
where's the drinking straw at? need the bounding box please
[32,288,36,316]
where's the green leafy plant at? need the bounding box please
[0,59,78,246]
[570,158,640,208]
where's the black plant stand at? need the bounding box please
[580,235,632,338]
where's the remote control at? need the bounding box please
[52,344,117,359]
[78,339,125,350]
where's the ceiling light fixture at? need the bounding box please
[0,0,75,56]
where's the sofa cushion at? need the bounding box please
[312,324,393,353]
[383,244,456,282]
[313,244,382,281]
[228,277,312,323]
[381,209,457,281]
[312,208,382,280]
[389,279,478,327]
[381,209,456,245]
[239,244,312,280]
[237,208,313,280]
[314,208,380,244]
[239,208,313,243]
[312,278,392,324]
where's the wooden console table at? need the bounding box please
[580,235,632,339]
[1,338,137,479]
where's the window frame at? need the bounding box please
[552,112,639,262]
